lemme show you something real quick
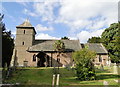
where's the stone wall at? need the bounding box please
[94,54,108,66]
[47,52,73,67]
[23,52,73,67]
[11,50,109,67]
[15,28,35,46]
[11,27,35,67]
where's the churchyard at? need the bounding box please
[3,65,120,87]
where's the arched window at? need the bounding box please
[22,42,24,45]
[33,54,36,61]
[24,30,25,34]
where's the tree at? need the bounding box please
[101,23,120,63]
[72,48,96,81]
[53,40,65,73]
[87,37,101,43]
[0,14,5,31]
[1,14,14,68]
[54,40,65,52]
[61,36,69,40]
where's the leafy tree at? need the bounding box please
[0,14,5,31]
[72,48,96,81]
[1,14,14,68]
[87,37,101,43]
[61,36,69,40]
[54,40,65,52]
[53,40,65,73]
[101,23,120,63]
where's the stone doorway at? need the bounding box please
[36,51,50,67]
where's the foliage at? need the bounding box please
[61,36,69,40]
[1,14,14,67]
[87,37,101,43]
[0,14,5,31]
[53,40,65,52]
[72,48,96,81]
[101,23,120,63]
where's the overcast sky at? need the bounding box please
[1,0,119,43]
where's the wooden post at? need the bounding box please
[52,74,55,87]
[56,74,60,87]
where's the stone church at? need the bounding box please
[11,19,109,67]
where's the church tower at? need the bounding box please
[14,19,36,66]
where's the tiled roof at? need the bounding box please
[28,40,82,52]
[16,19,36,34]
[16,19,33,27]
[86,43,108,54]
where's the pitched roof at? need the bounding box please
[16,19,33,27]
[28,40,82,52]
[16,19,36,34]
[86,43,108,54]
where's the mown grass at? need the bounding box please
[4,68,53,85]
[3,66,120,86]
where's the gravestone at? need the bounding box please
[24,61,28,67]
[100,64,104,71]
[118,63,120,84]
[113,63,118,74]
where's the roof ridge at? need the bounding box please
[100,43,108,53]
[35,39,78,41]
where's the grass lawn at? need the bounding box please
[3,66,120,86]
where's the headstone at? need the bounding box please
[113,63,118,74]
[118,63,120,84]
[103,80,109,87]
[24,61,28,67]
[100,64,104,71]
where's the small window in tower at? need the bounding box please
[24,30,25,34]
[33,54,36,61]
[22,42,24,45]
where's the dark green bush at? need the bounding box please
[72,48,96,81]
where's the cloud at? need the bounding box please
[33,1,59,22]
[5,0,118,43]
[35,33,59,39]
[35,33,77,40]
[57,0,118,33]
[2,0,62,2]
[2,0,119,2]
[77,29,104,43]
[23,8,37,17]
[35,24,54,31]
[21,0,118,31]
[22,0,60,22]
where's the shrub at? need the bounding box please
[72,48,96,81]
